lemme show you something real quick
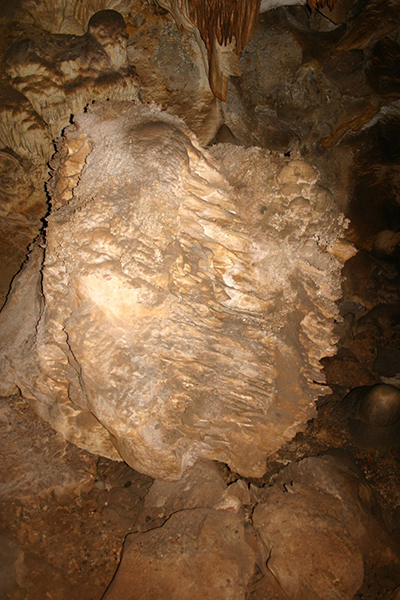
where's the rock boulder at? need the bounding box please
[0,101,352,479]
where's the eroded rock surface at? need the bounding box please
[253,453,400,600]
[0,395,96,503]
[0,101,352,480]
[0,9,139,304]
[103,508,255,600]
[137,460,227,531]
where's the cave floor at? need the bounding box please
[1,251,399,600]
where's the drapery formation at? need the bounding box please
[157,0,337,100]
[157,0,261,99]
[308,0,337,10]
[182,0,262,55]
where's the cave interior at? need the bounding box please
[0,0,400,599]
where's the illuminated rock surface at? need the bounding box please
[0,101,353,479]
[0,9,139,303]
[0,1,398,598]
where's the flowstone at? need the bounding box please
[0,101,354,480]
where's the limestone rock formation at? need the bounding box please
[103,508,255,600]
[341,384,400,450]
[0,101,353,480]
[253,453,400,599]
[102,451,400,599]
[254,489,365,600]
[0,395,96,503]
[155,0,339,101]
[137,460,227,531]
[0,9,138,303]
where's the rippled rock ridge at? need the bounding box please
[0,101,353,479]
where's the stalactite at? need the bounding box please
[157,0,337,100]
[308,0,337,11]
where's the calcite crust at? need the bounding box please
[0,101,353,479]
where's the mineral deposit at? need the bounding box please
[0,101,353,479]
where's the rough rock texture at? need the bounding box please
[0,1,398,598]
[2,0,221,144]
[0,100,353,480]
[223,7,372,153]
[0,395,96,502]
[253,454,400,600]
[137,460,227,531]
[0,2,221,303]
[0,535,73,600]
[102,450,400,600]
[249,569,291,600]
[222,3,399,157]
[0,396,154,600]
[126,17,221,145]
[156,0,247,101]
[254,487,365,600]
[0,9,139,305]
[103,508,255,600]
[2,11,137,142]
[1,0,398,305]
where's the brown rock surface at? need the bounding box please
[103,508,255,600]
[2,103,351,479]
[0,9,139,304]
[0,101,351,480]
[253,453,400,600]
[254,485,365,600]
[0,535,73,600]
[0,395,96,502]
[0,1,398,598]
[137,460,227,531]
[339,384,400,450]
[0,395,153,600]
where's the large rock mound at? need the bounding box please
[0,101,353,479]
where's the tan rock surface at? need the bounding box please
[103,508,255,600]
[0,9,139,304]
[0,101,350,480]
[253,484,365,600]
[253,454,400,599]
[137,460,227,531]
[0,395,96,503]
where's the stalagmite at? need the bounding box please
[0,101,354,480]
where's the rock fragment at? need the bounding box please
[103,508,255,600]
[137,460,227,530]
[252,454,400,599]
